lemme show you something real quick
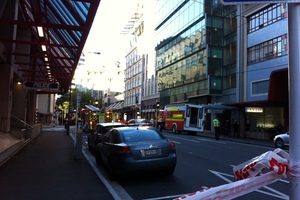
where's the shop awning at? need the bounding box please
[0,0,101,94]
[85,105,100,112]
[223,68,288,108]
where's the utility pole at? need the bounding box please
[288,3,300,199]
[75,93,82,160]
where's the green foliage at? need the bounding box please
[55,88,96,111]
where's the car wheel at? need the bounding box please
[95,149,103,165]
[108,160,117,181]
[275,138,284,149]
[172,125,177,134]
[165,167,175,176]
[88,139,92,152]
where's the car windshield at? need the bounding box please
[121,129,164,142]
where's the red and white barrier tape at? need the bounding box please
[175,148,293,200]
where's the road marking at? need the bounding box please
[209,170,289,199]
[143,194,186,200]
[167,135,201,143]
[167,135,226,144]
[83,149,134,200]
[68,132,134,200]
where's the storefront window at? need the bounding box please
[246,107,283,133]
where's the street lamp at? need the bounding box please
[67,87,71,135]
[67,83,75,135]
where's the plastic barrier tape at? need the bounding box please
[175,148,293,200]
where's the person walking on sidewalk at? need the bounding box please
[233,121,239,137]
[225,120,231,137]
[213,117,220,140]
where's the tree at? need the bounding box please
[55,88,97,111]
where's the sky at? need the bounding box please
[83,0,137,61]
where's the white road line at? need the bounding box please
[209,170,289,199]
[69,132,134,200]
[83,149,134,200]
[168,136,201,143]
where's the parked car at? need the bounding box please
[126,118,153,127]
[87,122,125,151]
[95,126,177,180]
[273,132,289,149]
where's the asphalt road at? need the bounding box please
[98,132,289,200]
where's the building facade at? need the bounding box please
[123,1,158,120]
[234,3,288,139]
[154,0,238,131]
[154,0,288,139]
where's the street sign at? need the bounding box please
[221,0,300,4]
[24,81,59,91]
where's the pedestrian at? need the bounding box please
[233,121,239,137]
[225,120,231,137]
[213,117,220,140]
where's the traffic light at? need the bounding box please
[156,101,159,109]
[105,112,113,123]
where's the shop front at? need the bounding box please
[245,106,286,140]
[224,68,289,140]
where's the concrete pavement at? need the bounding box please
[0,125,115,200]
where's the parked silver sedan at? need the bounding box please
[87,122,125,151]
[95,126,177,180]
[273,132,289,149]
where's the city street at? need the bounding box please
[81,130,289,200]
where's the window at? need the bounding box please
[248,4,286,33]
[252,80,269,95]
[247,34,288,64]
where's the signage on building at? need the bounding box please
[245,107,263,113]
[221,0,300,4]
[24,81,59,91]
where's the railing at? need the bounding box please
[11,115,33,130]
[11,115,33,140]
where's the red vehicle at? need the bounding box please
[157,104,205,135]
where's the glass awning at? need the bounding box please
[0,0,101,94]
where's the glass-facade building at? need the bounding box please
[155,0,237,107]
[154,1,289,138]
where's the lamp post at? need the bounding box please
[67,86,71,135]
[67,83,75,135]
[155,100,159,128]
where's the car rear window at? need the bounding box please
[121,129,164,142]
[103,125,125,133]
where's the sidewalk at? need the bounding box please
[197,131,275,148]
[0,125,114,200]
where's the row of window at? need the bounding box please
[247,34,288,64]
[248,4,287,96]
[156,21,206,69]
[155,0,204,49]
[247,4,287,33]
[125,59,143,80]
[252,80,269,95]
[125,74,142,91]
[124,90,140,107]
